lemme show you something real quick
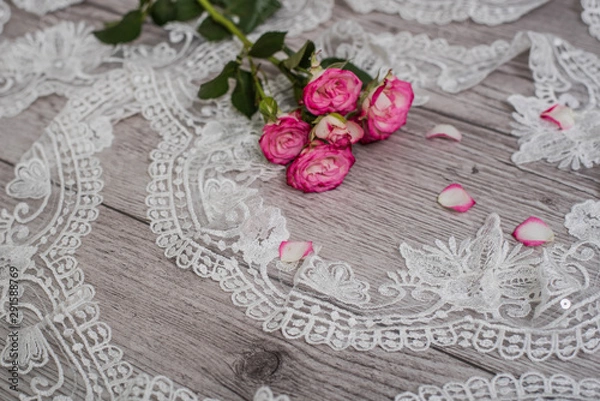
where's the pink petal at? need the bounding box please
[279,241,314,263]
[437,183,476,212]
[426,124,462,141]
[512,216,554,246]
[540,104,575,130]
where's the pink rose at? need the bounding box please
[358,73,414,144]
[259,111,311,165]
[286,141,355,193]
[313,113,364,146]
[303,68,362,116]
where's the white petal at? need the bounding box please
[540,104,575,130]
[512,217,554,246]
[279,241,314,263]
[426,124,462,141]
[437,183,475,213]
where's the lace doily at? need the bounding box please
[582,0,600,41]
[342,0,550,25]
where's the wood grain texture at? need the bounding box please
[1,1,599,401]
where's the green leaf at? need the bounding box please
[226,0,281,33]
[93,10,144,45]
[198,61,239,99]
[249,31,287,58]
[150,0,178,26]
[282,40,315,70]
[175,0,204,21]
[197,16,232,41]
[231,69,258,119]
[320,58,373,88]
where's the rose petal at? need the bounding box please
[540,104,575,130]
[512,216,554,246]
[437,183,476,212]
[426,124,462,142]
[279,241,314,262]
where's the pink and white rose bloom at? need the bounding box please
[302,68,362,116]
[259,111,311,165]
[358,72,414,144]
[286,140,355,193]
[313,113,364,146]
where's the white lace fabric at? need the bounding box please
[1,3,600,401]
[342,0,550,25]
[582,0,600,41]
[11,0,83,16]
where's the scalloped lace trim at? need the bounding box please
[342,0,550,25]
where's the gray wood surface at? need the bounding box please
[1,0,599,400]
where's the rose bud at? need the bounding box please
[259,111,311,165]
[286,140,355,193]
[313,113,364,146]
[358,72,414,144]
[302,68,362,116]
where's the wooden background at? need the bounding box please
[1,0,600,400]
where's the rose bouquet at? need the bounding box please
[261,66,414,192]
[94,0,414,193]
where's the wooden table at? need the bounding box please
[1,1,599,400]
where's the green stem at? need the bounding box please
[196,0,302,88]
[249,59,266,100]
[196,0,252,48]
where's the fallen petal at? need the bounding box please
[426,124,462,141]
[540,104,575,130]
[437,183,476,212]
[512,216,554,246]
[279,241,313,263]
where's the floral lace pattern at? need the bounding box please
[582,0,600,41]
[0,21,112,118]
[508,34,600,170]
[395,372,600,401]
[342,0,550,25]
[565,200,600,243]
[11,0,83,16]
